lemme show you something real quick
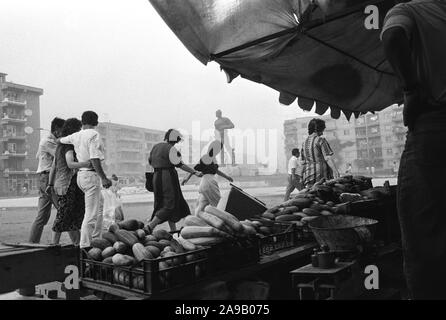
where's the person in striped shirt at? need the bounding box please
[301,119,339,188]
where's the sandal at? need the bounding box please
[144,224,153,235]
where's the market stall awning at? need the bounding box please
[149,0,404,119]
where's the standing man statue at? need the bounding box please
[381,0,446,299]
[214,109,235,165]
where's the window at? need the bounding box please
[355,128,366,136]
[7,143,17,153]
[387,148,393,155]
[370,148,382,158]
[356,117,365,125]
[369,137,381,146]
[369,115,378,122]
[357,150,368,159]
[358,139,368,147]
[343,129,350,136]
[385,136,392,142]
[369,126,379,134]
[5,92,18,101]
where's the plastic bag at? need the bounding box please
[101,188,124,230]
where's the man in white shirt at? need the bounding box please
[284,148,302,201]
[60,111,112,248]
[29,117,65,243]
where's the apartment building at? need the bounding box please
[96,122,164,184]
[0,73,42,196]
[283,104,406,175]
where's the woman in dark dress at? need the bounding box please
[146,129,202,232]
[48,118,91,245]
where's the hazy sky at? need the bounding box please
[0,0,314,137]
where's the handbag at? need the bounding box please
[145,172,154,192]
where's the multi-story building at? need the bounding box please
[283,104,406,175]
[96,122,165,184]
[0,73,43,196]
[97,123,212,184]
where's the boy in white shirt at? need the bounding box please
[284,148,302,201]
[60,111,112,248]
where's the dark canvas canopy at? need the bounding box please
[149,0,405,119]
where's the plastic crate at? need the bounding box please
[208,239,260,273]
[257,222,296,255]
[293,223,315,242]
[80,247,210,296]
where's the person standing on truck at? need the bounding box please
[381,0,446,299]
[59,111,112,249]
[284,148,302,201]
[214,109,235,165]
[28,117,65,243]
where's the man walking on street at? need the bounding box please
[381,0,446,299]
[29,117,65,243]
[284,148,302,201]
[60,111,112,248]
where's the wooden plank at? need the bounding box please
[1,242,60,250]
[290,262,356,276]
[0,245,78,294]
[81,279,147,299]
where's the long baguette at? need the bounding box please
[184,215,210,227]
[204,206,244,233]
[187,237,226,246]
[197,211,227,231]
[177,236,197,251]
[240,223,256,235]
[180,226,232,239]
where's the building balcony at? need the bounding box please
[3,169,33,177]
[1,115,27,124]
[117,136,142,142]
[366,131,382,138]
[117,159,143,164]
[0,98,27,108]
[120,170,144,176]
[116,146,142,152]
[0,134,26,142]
[0,151,27,159]
[1,82,43,94]
[392,116,404,122]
